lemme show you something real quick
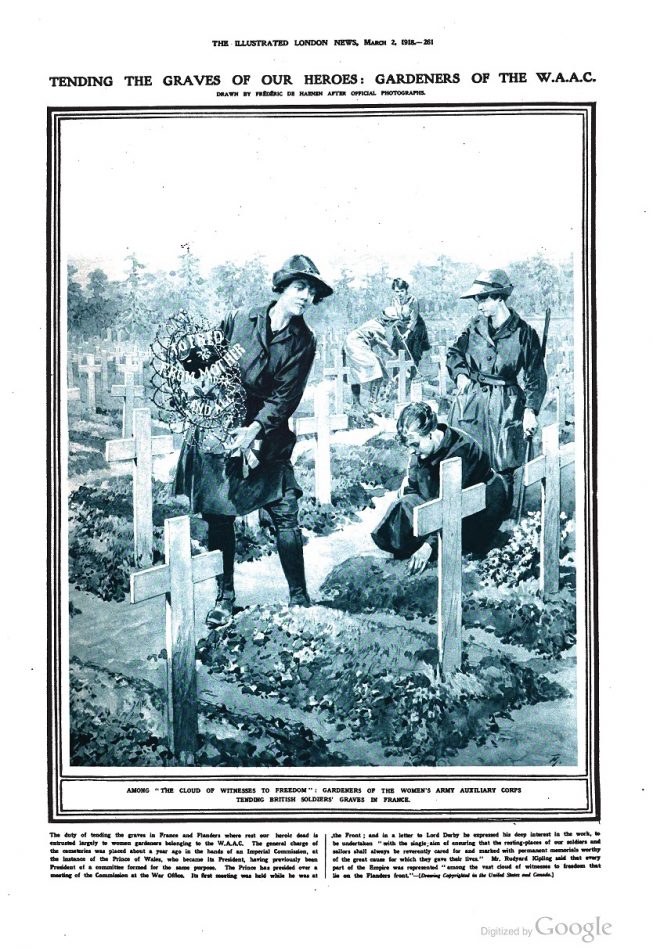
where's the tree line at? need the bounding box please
[68,246,574,343]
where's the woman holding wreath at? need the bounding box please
[175,254,332,625]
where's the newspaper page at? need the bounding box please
[3,1,650,946]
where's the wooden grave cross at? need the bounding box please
[97,352,111,406]
[394,379,424,418]
[560,342,574,374]
[131,515,223,764]
[111,357,145,437]
[413,457,487,676]
[106,407,182,567]
[69,353,81,386]
[386,349,413,405]
[556,385,568,428]
[522,422,575,598]
[67,387,82,416]
[323,347,349,413]
[290,381,348,505]
[79,353,102,412]
[437,345,449,396]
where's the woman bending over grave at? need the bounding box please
[446,268,547,505]
[343,308,401,411]
[386,277,430,376]
[371,402,511,574]
[175,255,332,626]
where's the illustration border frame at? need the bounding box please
[47,101,598,822]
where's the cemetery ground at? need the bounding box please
[67,388,578,770]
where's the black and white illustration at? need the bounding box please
[49,104,596,819]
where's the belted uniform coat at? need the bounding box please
[446,309,547,471]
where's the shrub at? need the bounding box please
[68,476,276,601]
[477,511,574,588]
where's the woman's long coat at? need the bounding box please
[174,303,316,516]
[446,309,547,471]
[371,424,510,558]
[388,295,431,365]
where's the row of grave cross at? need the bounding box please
[323,346,450,412]
[69,355,146,436]
[117,408,574,763]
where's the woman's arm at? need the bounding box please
[521,325,548,414]
[253,339,317,434]
[369,324,397,359]
[446,324,472,388]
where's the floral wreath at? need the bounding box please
[150,310,247,448]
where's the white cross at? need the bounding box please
[131,515,223,765]
[290,381,348,505]
[106,407,182,567]
[413,457,486,675]
[523,423,575,597]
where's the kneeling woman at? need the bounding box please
[371,403,511,573]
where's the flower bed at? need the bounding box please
[68,476,275,602]
[70,656,344,767]
[197,604,568,765]
[319,553,576,659]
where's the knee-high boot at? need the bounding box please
[276,528,310,606]
[205,516,236,627]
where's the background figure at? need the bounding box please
[446,268,546,505]
[175,254,332,624]
[372,402,511,573]
[343,309,399,410]
[386,277,431,377]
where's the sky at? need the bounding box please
[62,111,582,283]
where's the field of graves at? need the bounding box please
[65,310,579,769]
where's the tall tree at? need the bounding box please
[67,263,86,338]
[119,251,152,339]
[174,243,209,321]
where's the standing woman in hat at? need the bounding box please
[175,255,332,625]
[446,269,547,503]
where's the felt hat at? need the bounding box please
[460,268,513,299]
[272,254,333,303]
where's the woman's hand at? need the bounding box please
[523,408,538,438]
[408,542,433,574]
[456,374,471,393]
[227,422,262,456]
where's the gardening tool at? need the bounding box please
[392,325,426,379]
[515,307,551,522]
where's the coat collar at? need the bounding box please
[421,424,456,467]
[472,308,521,345]
[248,303,311,347]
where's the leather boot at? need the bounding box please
[276,528,311,606]
[205,579,236,628]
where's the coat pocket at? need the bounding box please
[496,419,526,470]
[450,386,481,425]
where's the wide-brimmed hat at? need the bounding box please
[272,254,333,303]
[460,269,513,299]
